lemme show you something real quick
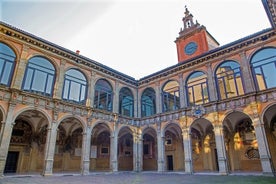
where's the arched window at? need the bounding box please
[141,88,156,117]
[215,60,244,100]
[22,56,55,96]
[186,71,209,106]
[62,69,87,103]
[162,81,180,112]
[251,47,276,90]
[0,42,16,86]
[119,87,134,117]
[94,79,113,111]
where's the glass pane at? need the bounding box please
[69,82,81,101]
[32,70,47,92]
[262,63,276,88]
[46,75,54,94]
[63,80,69,99]
[23,69,33,90]
[1,62,12,85]
[80,85,86,102]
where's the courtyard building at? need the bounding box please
[0,0,276,177]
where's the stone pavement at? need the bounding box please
[0,172,275,184]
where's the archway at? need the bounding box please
[190,118,217,172]
[262,104,276,172]
[53,117,83,173]
[90,123,111,171]
[118,127,133,171]
[142,127,157,171]
[223,111,261,173]
[164,123,184,171]
[5,110,48,174]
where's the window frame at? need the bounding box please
[62,68,87,104]
[119,87,134,117]
[22,56,55,96]
[93,79,113,111]
[0,42,16,87]
[186,71,209,106]
[162,80,180,112]
[141,88,156,117]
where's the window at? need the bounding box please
[94,79,113,111]
[162,81,180,112]
[62,69,87,103]
[141,88,156,117]
[251,47,276,90]
[22,56,55,96]
[186,71,209,106]
[0,42,16,86]
[119,87,134,117]
[215,60,244,100]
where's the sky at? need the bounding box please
[0,0,271,79]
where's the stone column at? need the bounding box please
[42,122,58,176]
[0,102,16,176]
[239,51,255,93]
[110,123,118,172]
[206,63,217,101]
[157,125,165,172]
[178,73,186,108]
[53,59,66,99]
[89,71,97,108]
[81,126,92,175]
[11,45,29,89]
[133,129,142,172]
[251,102,274,175]
[182,126,193,174]
[112,80,119,113]
[155,82,162,114]
[214,123,228,175]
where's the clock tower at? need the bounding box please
[175,6,219,63]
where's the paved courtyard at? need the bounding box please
[0,172,275,184]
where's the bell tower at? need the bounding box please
[175,6,219,63]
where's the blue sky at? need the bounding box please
[1,0,271,79]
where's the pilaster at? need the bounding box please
[0,102,16,176]
[42,122,58,176]
[239,51,255,93]
[155,82,162,114]
[214,121,228,175]
[157,124,165,172]
[251,102,274,176]
[181,120,193,174]
[110,123,118,172]
[53,59,66,99]
[112,80,119,113]
[206,63,217,101]
[178,73,186,108]
[81,126,92,175]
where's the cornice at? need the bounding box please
[0,21,138,86]
[138,28,275,85]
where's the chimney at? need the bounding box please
[76,50,80,55]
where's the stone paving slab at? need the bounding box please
[0,172,275,184]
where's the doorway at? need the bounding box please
[4,151,19,173]
[167,155,173,171]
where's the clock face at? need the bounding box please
[184,42,198,55]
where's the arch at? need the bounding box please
[222,111,262,173]
[91,120,113,134]
[57,114,86,132]
[161,80,180,112]
[94,78,113,112]
[142,127,157,171]
[118,126,134,171]
[12,107,52,126]
[215,60,244,100]
[0,42,17,86]
[119,87,134,117]
[141,87,156,117]
[163,122,184,171]
[22,56,56,96]
[0,105,6,122]
[62,68,87,104]
[185,71,209,106]
[90,122,112,171]
[250,47,276,91]
[261,103,276,171]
